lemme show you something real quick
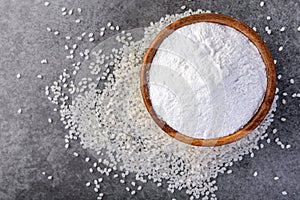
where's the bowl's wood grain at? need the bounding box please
[140,13,276,146]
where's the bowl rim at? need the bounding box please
[140,13,276,146]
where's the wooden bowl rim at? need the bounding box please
[140,13,276,147]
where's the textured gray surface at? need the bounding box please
[0,0,299,199]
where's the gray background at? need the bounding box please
[0,0,299,199]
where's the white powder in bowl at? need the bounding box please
[148,22,267,139]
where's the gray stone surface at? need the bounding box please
[0,0,299,199]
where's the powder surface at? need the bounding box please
[149,22,267,139]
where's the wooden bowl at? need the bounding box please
[140,13,276,146]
